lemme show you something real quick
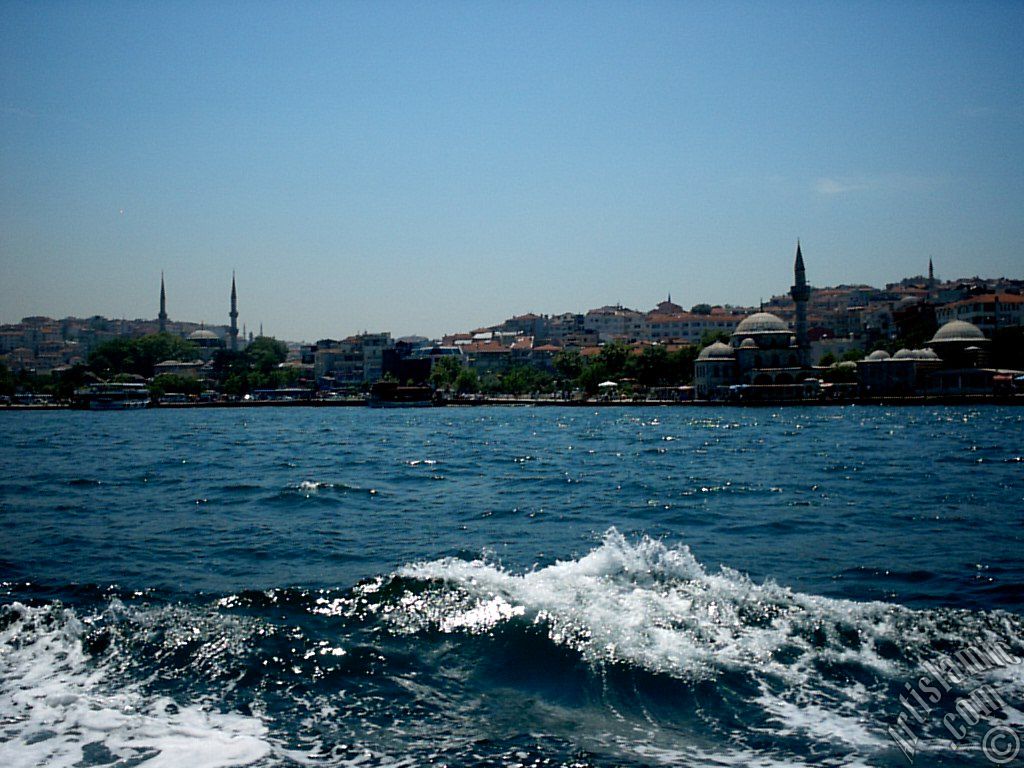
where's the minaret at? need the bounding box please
[928,258,936,301]
[229,272,239,352]
[790,241,810,364]
[158,273,168,333]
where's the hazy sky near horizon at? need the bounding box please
[2,1,1022,341]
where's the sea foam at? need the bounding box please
[395,528,1024,757]
[0,602,272,768]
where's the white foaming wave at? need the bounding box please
[398,528,922,682]
[397,528,1024,757]
[0,602,272,768]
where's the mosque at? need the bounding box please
[158,272,246,360]
[856,316,1019,396]
[694,243,813,398]
[692,243,1020,399]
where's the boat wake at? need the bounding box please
[2,529,1022,767]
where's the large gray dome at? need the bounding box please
[698,341,734,360]
[733,312,789,335]
[930,320,985,344]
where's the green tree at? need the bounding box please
[149,374,201,397]
[691,303,713,315]
[0,363,15,397]
[89,333,199,378]
[698,330,730,347]
[598,341,629,376]
[553,350,583,381]
[454,367,479,394]
[499,365,552,395]
[429,356,463,390]
[247,336,288,374]
[841,349,865,363]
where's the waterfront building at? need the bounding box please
[642,309,741,343]
[694,243,813,398]
[313,332,394,387]
[585,305,646,342]
[856,348,941,396]
[855,318,1022,397]
[926,319,991,367]
[935,294,1024,336]
[462,340,512,373]
[153,359,205,379]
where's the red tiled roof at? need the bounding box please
[463,341,509,354]
[947,293,1024,307]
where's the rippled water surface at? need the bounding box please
[1,406,1022,766]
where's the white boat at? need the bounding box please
[73,382,151,410]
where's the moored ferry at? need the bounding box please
[367,381,436,408]
[73,382,151,410]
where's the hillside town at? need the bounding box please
[2,247,1023,406]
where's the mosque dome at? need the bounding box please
[866,350,891,361]
[930,320,986,344]
[893,348,940,361]
[740,338,757,349]
[734,312,789,335]
[697,341,734,360]
[188,329,219,341]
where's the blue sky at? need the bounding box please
[2,1,1022,341]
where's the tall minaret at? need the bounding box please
[790,241,810,364]
[158,272,168,333]
[229,272,239,352]
[928,258,936,301]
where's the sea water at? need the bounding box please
[1,406,1022,766]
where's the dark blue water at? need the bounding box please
[1,406,1022,766]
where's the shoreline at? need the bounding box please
[3,393,1023,411]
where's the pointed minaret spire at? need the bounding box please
[928,258,936,301]
[229,272,239,352]
[158,272,168,334]
[789,240,810,364]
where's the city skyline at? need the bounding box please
[5,257,1019,348]
[2,2,1023,340]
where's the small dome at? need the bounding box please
[893,348,939,361]
[188,329,219,341]
[866,350,890,361]
[740,338,757,349]
[930,320,986,344]
[698,341,734,360]
[734,312,789,335]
